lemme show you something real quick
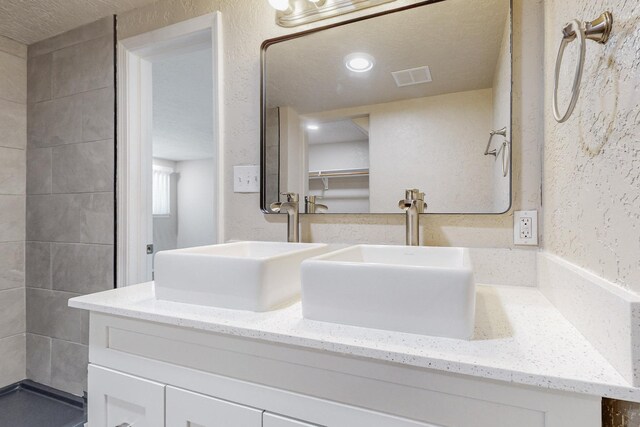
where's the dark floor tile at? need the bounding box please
[0,388,85,427]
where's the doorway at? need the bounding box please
[117,13,224,286]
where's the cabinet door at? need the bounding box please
[264,413,321,427]
[88,364,165,427]
[166,386,263,427]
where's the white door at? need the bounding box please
[264,413,322,427]
[166,386,263,427]
[117,12,223,287]
[88,365,165,427]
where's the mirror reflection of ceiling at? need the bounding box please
[0,0,157,44]
[152,47,214,162]
[266,0,509,114]
[307,119,369,145]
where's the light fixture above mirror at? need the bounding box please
[269,0,396,27]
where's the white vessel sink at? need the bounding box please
[301,245,475,339]
[154,241,329,311]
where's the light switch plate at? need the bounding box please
[233,165,260,193]
[514,210,538,245]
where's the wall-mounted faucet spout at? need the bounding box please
[270,192,300,242]
[398,189,427,246]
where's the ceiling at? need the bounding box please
[0,0,157,44]
[266,0,509,114]
[307,119,369,145]
[152,47,215,162]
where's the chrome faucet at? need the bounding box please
[270,192,300,243]
[305,195,328,214]
[398,189,427,246]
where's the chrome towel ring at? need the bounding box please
[553,12,613,123]
[484,127,510,177]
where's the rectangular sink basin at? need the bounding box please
[154,241,329,311]
[301,245,475,339]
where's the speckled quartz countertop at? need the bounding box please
[70,282,640,402]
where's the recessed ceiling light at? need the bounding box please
[344,52,375,73]
[307,124,319,130]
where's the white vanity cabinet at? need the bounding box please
[84,312,601,427]
[89,368,264,427]
[88,365,165,427]
[263,413,319,427]
[166,386,263,426]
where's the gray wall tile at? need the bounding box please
[25,242,50,289]
[26,288,87,344]
[0,242,24,291]
[0,148,25,194]
[52,243,113,294]
[0,51,26,103]
[0,33,26,391]
[0,334,26,387]
[0,195,25,242]
[52,140,114,193]
[26,333,51,385]
[27,54,52,104]
[28,17,114,59]
[82,88,115,141]
[28,94,83,147]
[26,147,52,195]
[25,16,115,394]
[52,36,114,98]
[51,339,87,396]
[0,288,25,338]
[0,99,26,150]
[26,193,113,244]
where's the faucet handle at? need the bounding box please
[405,189,421,200]
[399,189,427,213]
[280,192,299,203]
[398,199,413,211]
[269,201,283,212]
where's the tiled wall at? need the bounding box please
[0,35,27,388]
[25,16,115,396]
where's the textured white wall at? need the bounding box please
[366,88,494,213]
[543,0,640,293]
[176,158,217,248]
[118,0,543,248]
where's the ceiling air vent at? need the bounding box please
[391,66,432,87]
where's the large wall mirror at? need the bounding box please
[261,0,512,214]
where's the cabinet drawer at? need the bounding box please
[88,364,165,427]
[264,412,321,427]
[166,386,263,426]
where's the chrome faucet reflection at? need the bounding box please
[305,196,328,214]
[270,192,301,243]
[398,189,427,246]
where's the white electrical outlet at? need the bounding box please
[233,165,260,193]
[514,210,538,245]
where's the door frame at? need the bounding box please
[117,12,224,287]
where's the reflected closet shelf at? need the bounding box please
[308,168,369,179]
